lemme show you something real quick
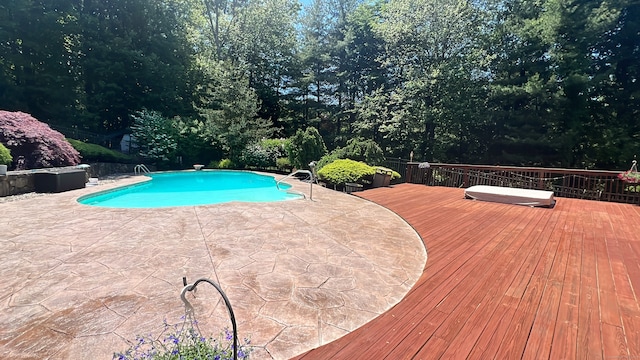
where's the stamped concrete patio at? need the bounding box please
[0,173,425,359]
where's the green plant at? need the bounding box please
[276,157,292,172]
[114,320,252,360]
[130,109,178,165]
[317,138,385,171]
[618,160,640,184]
[242,138,288,170]
[0,143,12,165]
[619,171,640,184]
[316,152,341,171]
[317,159,376,186]
[260,138,287,158]
[287,127,327,169]
[67,138,135,163]
[211,158,234,169]
[375,166,401,180]
[173,117,221,167]
[339,138,385,165]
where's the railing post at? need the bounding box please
[463,168,469,188]
[406,163,415,183]
[538,170,545,190]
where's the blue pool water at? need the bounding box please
[78,171,301,208]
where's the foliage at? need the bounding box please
[130,109,178,165]
[200,62,273,163]
[317,159,376,186]
[276,157,292,172]
[208,158,234,169]
[113,320,251,360]
[376,166,401,181]
[1,0,638,170]
[260,138,288,159]
[0,111,81,169]
[317,138,385,170]
[287,127,327,169]
[218,159,234,169]
[0,143,12,166]
[368,0,487,161]
[240,138,287,169]
[0,0,199,132]
[618,171,640,184]
[340,137,385,164]
[483,0,637,168]
[240,143,273,169]
[173,117,220,167]
[67,138,134,163]
[618,160,640,184]
[223,0,300,130]
[316,152,341,172]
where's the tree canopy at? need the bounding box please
[1,0,637,169]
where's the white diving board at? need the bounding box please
[464,185,555,207]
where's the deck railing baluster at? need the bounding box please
[403,162,640,205]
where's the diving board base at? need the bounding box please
[464,185,555,207]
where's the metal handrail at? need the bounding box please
[181,277,238,360]
[134,164,150,175]
[276,169,315,200]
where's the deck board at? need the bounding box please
[292,184,640,359]
[576,209,605,359]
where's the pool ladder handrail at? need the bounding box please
[277,169,316,200]
[134,164,150,175]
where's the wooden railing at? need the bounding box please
[405,162,640,205]
[383,158,410,180]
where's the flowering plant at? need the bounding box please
[618,160,640,184]
[618,171,640,184]
[113,320,252,360]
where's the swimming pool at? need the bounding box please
[78,171,301,208]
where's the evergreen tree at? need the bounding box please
[199,62,273,162]
[0,0,82,126]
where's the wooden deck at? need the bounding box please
[294,184,640,359]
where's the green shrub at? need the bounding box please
[287,127,327,169]
[0,143,12,165]
[67,139,135,163]
[240,138,288,169]
[317,159,376,186]
[241,142,273,168]
[276,157,292,172]
[339,138,385,165]
[316,152,341,171]
[174,117,221,167]
[209,158,234,169]
[218,158,234,169]
[317,138,385,171]
[130,109,178,164]
[261,138,287,159]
